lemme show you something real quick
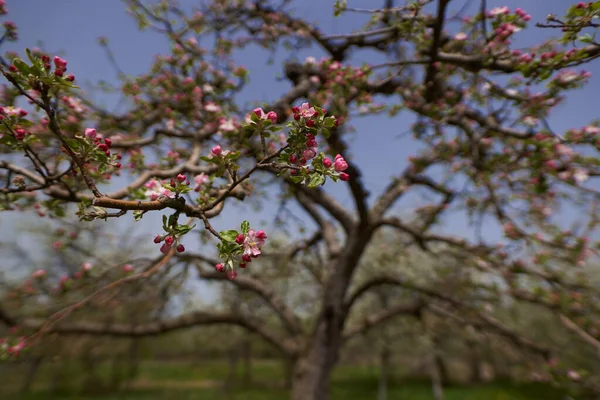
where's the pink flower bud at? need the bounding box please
[160,242,172,254]
[227,270,238,280]
[323,158,332,168]
[235,234,245,244]
[256,230,267,240]
[84,128,97,139]
[266,111,277,123]
[176,244,185,253]
[211,145,222,157]
[165,236,174,245]
[333,156,348,172]
[176,173,186,182]
[253,108,264,118]
[53,56,67,69]
[339,172,350,181]
[154,235,162,243]
[215,263,225,272]
[122,264,134,273]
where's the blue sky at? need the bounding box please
[2,0,599,281]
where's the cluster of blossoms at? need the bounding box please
[84,128,116,158]
[0,106,28,140]
[9,55,74,82]
[216,228,267,280]
[144,179,175,200]
[322,154,349,181]
[0,336,26,359]
[288,103,329,168]
[249,107,278,124]
[209,144,231,158]
[154,233,186,254]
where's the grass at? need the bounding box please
[1,359,565,400]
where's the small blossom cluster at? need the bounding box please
[289,132,319,166]
[215,223,267,280]
[2,20,17,41]
[154,234,186,254]
[0,106,28,139]
[0,336,26,358]
[84,128,117,158]
[144,179,175,200]
[321,154,350,181]
[251,107,277,124]
[210,144,231,158]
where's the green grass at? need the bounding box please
[1,359,565,400]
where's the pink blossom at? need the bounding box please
[299,102,316,118]
[194,173,208,191]
[144,179,174,200]
[567,370,581,381]
[204,102,220,112]
[454,32,467,41]
[489,6,509,16]
[31,269,46,279]
[573,168,589,185]
[243,229,266,257]
[219,118,237,132]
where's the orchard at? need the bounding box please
[1,1,600,399]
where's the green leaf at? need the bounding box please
[308,174,326,188]
[241,220,250,235]
[220,229,239,243]
[12,58,31,75]
[133,210,144,222]
[323,117,336,128]
[321,127,331,139]
[176,224,196,235]
[200,156,218,163]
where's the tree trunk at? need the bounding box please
[290,343,341,400]
[377,290,391,400]
[429,351,445,400]
[242,337,252,386]
[289,228,373,400]
[290,307,346,400]
[377,346,391,400]
[19,356,43,393]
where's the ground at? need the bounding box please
[0,359,565,399]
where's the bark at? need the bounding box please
[19,356,43,393]
[377,345,391,400]
[242,337,252,386]
[288,229,374,400]
[290,328,343,400]
[429,351,445,400]
[377,291,391,400]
